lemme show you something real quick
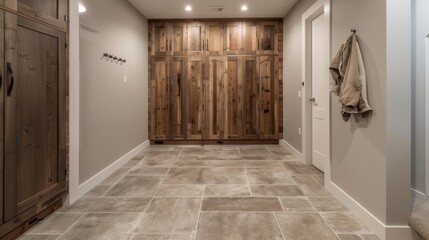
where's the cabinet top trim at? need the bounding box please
[148,18,283,23]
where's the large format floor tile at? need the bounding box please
[20,144,378,240]
[196,212,284,240]
[59,197,151,212]
[275,213,338,240]
[134,198,200,233]
[163,167,247,184]
[201,197,283,211]
[105,175,163,197]
[58,213,139,240]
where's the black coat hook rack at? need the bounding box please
[102,53,127,65]
[351,29,357,34]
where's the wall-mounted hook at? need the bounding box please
[351,29,357,34]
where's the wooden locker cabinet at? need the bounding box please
[149,19,282,143]
[3,0,68,30]
[0,7,5,229]
[151,23,188,56]
[0,10,67,237]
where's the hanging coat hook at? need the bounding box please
[351,29,356,34]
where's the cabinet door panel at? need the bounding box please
[258,56,278,139]
[258,22,278,54]
[242,22,257,54]
[151,57,169,139]
[206,56,226,139]
[188,23,204,55]
[4,14,66,221]
[152,24,169,56]
[225,22,241,54]
[169,57,187,139]
[242,57,259,139]
[225,57,242,139]
[206,22,223,55]
[187,56,205,139]
[171,23,187,56]
[15,0,67,30]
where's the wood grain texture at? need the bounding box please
[12,0,68,30]
[151,57,169,139]
[169,57,187,139]
[148,19,282,142]
[4,13,66,222]
[187,56,205,139]
[0,7,4,227]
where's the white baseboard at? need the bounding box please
[411,188,427,198]
[70,140,149,204]
[327,181,414,240]
[279,139,303,161]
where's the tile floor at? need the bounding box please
[19,145,380,240]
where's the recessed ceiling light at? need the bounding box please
[241,5,248,11]
[185,5,192,11]
[79,3,86,13]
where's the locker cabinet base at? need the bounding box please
[150,139,279,145]
[0,196,65,240]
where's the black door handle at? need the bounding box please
[0,69,2,89]
[7,62,14,96]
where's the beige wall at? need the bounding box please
[79,0,148,183]
[282,0,317,151]
[330,0,388,223]
[412,0,429,194]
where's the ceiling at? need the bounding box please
[128,0,298,19]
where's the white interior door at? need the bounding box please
[311,13,329,172]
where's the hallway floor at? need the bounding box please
[20,145,379,240]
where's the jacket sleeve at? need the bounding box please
[338,35,362,108]
[329,45,343,95]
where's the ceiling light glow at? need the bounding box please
[241,5,248,11]
[79,3,86,13]
[185,5,192,11]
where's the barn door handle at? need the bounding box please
[166,39,168,51]
[169,40,172,52]
[7,62,14,96]
[206,39,209,51]
[0,70,2,89]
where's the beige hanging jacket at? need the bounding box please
[330,34,372,122]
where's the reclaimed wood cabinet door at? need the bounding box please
[0,8,4,227]
[152,23,169,56]
[186,56,206,139]
[4,13,66,222]
[258,21,278,55]
[188,22,205,56]
[5,0,68,30]
[206,56,226,139]
[242,56,260,139]
[205,22,224,56]
[258,56,278,139]
[241,22,258,55]
[170,23,188,56]
[169,57,187,139]
[225,56,243,139]
[150,57,170,139]
[225,22,241,55]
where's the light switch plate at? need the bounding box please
[123,76,128,83]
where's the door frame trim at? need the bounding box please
[425,33,429,196]
[301,0,331,182]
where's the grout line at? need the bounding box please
[273,212,287,240]
[244,167,253,196]
[194,193,204,240]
